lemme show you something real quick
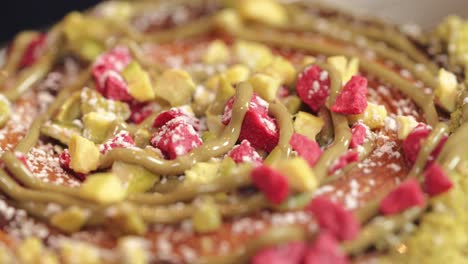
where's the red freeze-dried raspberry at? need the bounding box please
[402,124,447,167]
[92,46,132,100]
[331,76,368,115]
[349,122,367,148]
[153,108,200,131]
[222,94,279,152]
[58,150,86,181]
[129,102,155,124]
[424,163,453,197]
[227,140,263,166]
[289,133,322,167]
[329,151,359,174]
[303,232,349,264]
[250,241,306,264]
[19,33,47,68]
[379,179,425,215]
[251,165,289,204]
[296,65,330,112]
[100,130,136,155]
[150,119,202,160]
[307,196,360,241]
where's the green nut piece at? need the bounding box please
[69,134,101,174]
[50,206,88,233]
[80,172,126,204]
[134,128,151,148]
[109,203,147,235]
[16,237,43,264]
[207,76,236,115]
[154,69,196,106]
[122,61,155,102]
[223,64,251,84]
[219,157,236,177]
[237,0,288,27]
[280,95,301,114]
[192,201,222,233]
[202,40,230,64]
[0,94,11,128]
[60,240,102,264]
[293,111,324,141]
[184,162,221,185]
[277,192,313,211]
[112,161,159,194]
[117,237,149,264]
[233,40,273,70]
[80,88,131,120]
[248,73,281,102]
[260,56,296,85]
[55,92,81,124]
[83,111,117,143]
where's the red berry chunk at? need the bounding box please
[296,65,330,112]
[100,130,136,155]
[307,196,360,241]
[402,124,447,167]
[379,179,425,215]
[349,122,367,148]
[153,107,200,131]
[150,119,202,160]
[92,46,132,101]
[251,165,289,204]
[329,151,359,174]
[289,133,322,167]
[303,232,349,264]
[222,94,279,152]
[129,102,155,124]
[19,33,47,68]
[251,241,306,264]
[331,76,368,115]
[424,163,453,197]
[227,140,263,166]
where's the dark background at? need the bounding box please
[0,1,100,43]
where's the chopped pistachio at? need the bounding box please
[80,173,126,204]
[185,162,221,185]
[294,111,325,141]
[276,157,318,192]
[204,75,221,91]
[237,0,288,26]
[436,68,459,112]
[193,85,216,115]
[233,40,273,70]
[208,76,236,115]
[50,206,88,233]
[55,92,81,124]
[192,201,222,233]
[0,94,11,128]
[348,102,387,129]
[248,73,281,102]
[396,115,419,140]
[154,69,196,106]
[79,40,104,62]
[215,9,243,33]
[69,134,101,174]
[112,161,159,194]
[134,128,151,148]
[61,240,102,264]
[109,203,147,235]
[277,192,313,210]
[80,88,131,120]
[202,40,230,64]
[17,237,43,264]
[117,237,149,264]
[121,61,155,102]
[261,56,296,85]
[327,56,359,83]
[223,64,250,84]
[82,112,116,143]
[281,95,302,114]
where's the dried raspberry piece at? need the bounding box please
[331,76,368,115]
[379,179,425,215]
[150,119,202,160]
[307,196,360,241]
[289,133,322,167]
[227,140,263,165]
[402,124,447,167]
[129,102,154,124]
[349,122,367,148]
[296,65,330,112]
[251,241,306,264]
[59,150,86,181]
[303,232,349,264]
[92,46,132,100]
[153,108,200,131]
[19,33,47,68]
[100,130,136,155]
[251,165,289,204]
[222,94,279,152]
[424,163,453,197]
[329,151,359,174]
